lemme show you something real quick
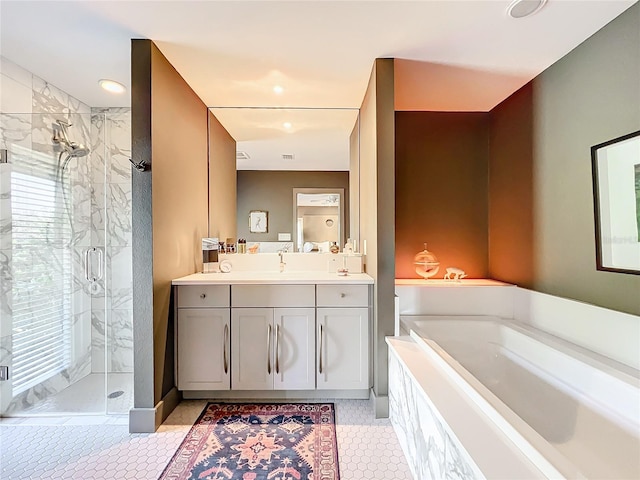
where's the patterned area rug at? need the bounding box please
[159,403,340,480]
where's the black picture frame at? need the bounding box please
[591,130,640,275]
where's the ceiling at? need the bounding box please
[1,0,637,168]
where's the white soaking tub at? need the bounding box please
[392,316,640,480]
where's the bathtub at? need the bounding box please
[392,316,640,479]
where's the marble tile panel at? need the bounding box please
[90,112,108,184]
[91,309,106,373]
[91,182,106,247]
[389,350,482,480]
[109,246,132,310]
[1,57,32,88]
[32,76,70,115]
[109,308,133,372]
[70,180,93,247]
[1,73,32,113]
[0,112,32,151]
[0,249,11,337]
[108,182,132,247]
[0,163,12,250]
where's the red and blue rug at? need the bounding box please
[159,403,340,480]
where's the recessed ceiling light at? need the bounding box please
[283,122,292,130]
[99,79,126,94]
[507,0,546,18]
[273,85,284,95]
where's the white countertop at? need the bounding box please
[172,271,374,285]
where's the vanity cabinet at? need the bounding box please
[176,285,230,391]
[174,279,371,396]
[316,285,369,390]
[231,307,315,390]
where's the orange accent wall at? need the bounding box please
[488,84,535,288]
[395,111,489,279]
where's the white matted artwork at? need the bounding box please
[249,210,268,233]
[591,130,640,274]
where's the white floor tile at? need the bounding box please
[0,399,414,479]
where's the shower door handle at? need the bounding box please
[95,248,104,281]
[84,248,91,281]
[84,247,104,283]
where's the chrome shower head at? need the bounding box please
[67,143,90,158]
[53,119,90,168]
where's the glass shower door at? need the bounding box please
[0,112,108,416]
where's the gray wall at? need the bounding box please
[236,170,349,243]
[489,4,640,315]
[359,58,395,414]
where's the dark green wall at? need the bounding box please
[489,4,640,314]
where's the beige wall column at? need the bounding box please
[131,40,211,432]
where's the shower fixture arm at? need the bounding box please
[130,157,149,172]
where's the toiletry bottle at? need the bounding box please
[330,241,339,254]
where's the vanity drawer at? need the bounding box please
[316,284,369,307]
[177,285,230,308]
[232,285,315,307]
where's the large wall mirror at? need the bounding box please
[208,107,359,252]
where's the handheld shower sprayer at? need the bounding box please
[53,119,90,170]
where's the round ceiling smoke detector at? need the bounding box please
[507,0,547,18]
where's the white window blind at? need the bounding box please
[11,148,72,395]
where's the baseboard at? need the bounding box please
[157,387,181,426]
[182,389,370,400]
[370,389,389,418]
[129,387,181,433]
[129,406,156,433]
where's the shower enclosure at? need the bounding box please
[0,109,132,416]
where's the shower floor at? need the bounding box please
[15,373,133,416]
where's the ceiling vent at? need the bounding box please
[282,154,295,160]
[236,151,250,160]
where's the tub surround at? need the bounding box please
[388,337,543,480]
[390,281,640,480]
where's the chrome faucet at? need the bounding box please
[278,250,286,272]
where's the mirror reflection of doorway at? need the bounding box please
[293,188,344,252]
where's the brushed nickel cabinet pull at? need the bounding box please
[275,324,280,374]
[223,323,229,374]
[319,324,324,374]
[267,324,272,375]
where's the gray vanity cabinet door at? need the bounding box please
[231,308,274,390]
[177,308,230,391]
[316,307,369,390]
[273,308,316,390]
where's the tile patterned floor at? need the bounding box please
[1,399,414,479]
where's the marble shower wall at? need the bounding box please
[0,57,130,413]
[90,108,132,373]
